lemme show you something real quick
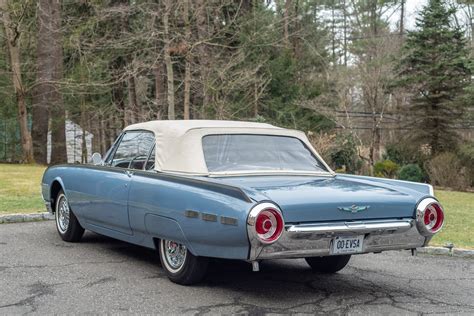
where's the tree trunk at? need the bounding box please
[469,4,473,54]
[331,0,336,62]
[343,0,348,66]
[154,63,166,119]
[0,0,34,163]
[80,107,88,163]
[371,0,377,36]
[32,0,54,164]
[127,76,138,124]
[99,112,106,155]
[49,0,67,165]
[283,0,291,49]
[163,0,175,120]
[196,0,210,114]
[253,81,259,117]
[399,0,405,36]
[183,0,191,120]
[112,80,126,129]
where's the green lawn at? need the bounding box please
[0,164,46,214]
[0,163,472,248]
[430,190,474,249]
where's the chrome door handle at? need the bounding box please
[126,170,133,177]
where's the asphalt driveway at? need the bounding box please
[0,221,473,315]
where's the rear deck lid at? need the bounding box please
[220,175,419,223]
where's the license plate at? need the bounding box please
[331,235,364,254]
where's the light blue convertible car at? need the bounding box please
[42,120,444,285]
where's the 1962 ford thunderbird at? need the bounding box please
[42,120,444,285]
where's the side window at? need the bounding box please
[111,131,155,169]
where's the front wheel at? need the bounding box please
[158,239,209,285]
[55,190,84,242]
[305,255,351,273]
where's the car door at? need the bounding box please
[81,130,155,235]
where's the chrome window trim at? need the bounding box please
[104,133,124,166]
[209,170,335,177]
[143,144,156,171]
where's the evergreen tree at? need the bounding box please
[398,0,472,154]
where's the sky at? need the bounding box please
[405,0,428,30]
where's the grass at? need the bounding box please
[0,163,472,248]
[430,190,474,249]
[0,164,46,214]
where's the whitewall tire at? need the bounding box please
[55,190,84,242]
[158,239,208,285]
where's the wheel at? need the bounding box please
[55,190,84,242]
[305,255,351,273]
[158,239,209,285]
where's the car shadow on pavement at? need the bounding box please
[80,231,358,294]
[81,231,161,266]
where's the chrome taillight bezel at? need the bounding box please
[416,198,445,236]
[247,202,285,245]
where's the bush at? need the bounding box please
[457,143,474,187]
[374,160,399,178]
[329,134,362,174]
[307,132,336,164]
[398,164,425,183]
[383,142,427,166]
[426,153,470,190]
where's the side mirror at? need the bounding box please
[91,152,103,165]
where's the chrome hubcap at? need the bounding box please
[57,196,70,233]
[164,240,187,270]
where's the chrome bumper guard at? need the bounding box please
[249,218,426,260]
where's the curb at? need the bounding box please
[0,212,54,224]
[418,246,474,259]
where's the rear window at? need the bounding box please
[202,134,328,173]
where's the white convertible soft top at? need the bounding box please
[124,120,333,176]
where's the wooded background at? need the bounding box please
[0,0,473,188]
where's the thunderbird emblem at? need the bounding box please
[338,204,370,213]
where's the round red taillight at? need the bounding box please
[416,198,444,236]
[247,203,285,245]
[423,203,444,233]
[255,208,284,243]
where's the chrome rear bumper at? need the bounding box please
[248,218,427,260]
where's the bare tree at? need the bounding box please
[183,0,191,120]
[154,63,166,119]
[163,0,175,119]
[283,0,291,49]
[195,0,211,114]
[49,0,67,164]
[0,0,34,163]
[31,0,54,164]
